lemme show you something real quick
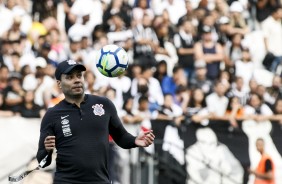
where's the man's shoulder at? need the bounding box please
[87,94,110,104]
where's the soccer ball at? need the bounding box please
[95,44,129,77]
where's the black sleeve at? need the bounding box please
[265,159,272,172]
[36,109,55,167]
[107,98,137,149]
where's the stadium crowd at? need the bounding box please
[0,0,282,183]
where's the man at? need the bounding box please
[36,59,155,184]
[174,19,196,79]
[205,80,229,117]
[194,25,224,81]
[249,138,275,184]
[189,59,213,95]
[261,5,282,73]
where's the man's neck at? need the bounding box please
[65,94,85,107]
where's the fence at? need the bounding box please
[1,117,282,184]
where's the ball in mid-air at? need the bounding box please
[96,44,129,77]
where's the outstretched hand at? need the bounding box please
[135,130,155,147]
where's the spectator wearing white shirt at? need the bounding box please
[157,0,187,25]
[0,1,14,37]
[261,5,282,73]
[244,93,273,118]
[228,76,249,106]
[131,67,164,111]
[235,48,254,91]
[206,80,229,116]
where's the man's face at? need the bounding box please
[58,69,85,97]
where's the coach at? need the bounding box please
[36,59,155,184]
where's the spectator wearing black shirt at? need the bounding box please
[2,73,24,113]
[194,25,224,81]
[174,19,196,79]
[37,60,155,184]
[19,90,45,118]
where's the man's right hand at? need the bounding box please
[44,136,56,152]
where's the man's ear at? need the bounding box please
[57,80,62,88]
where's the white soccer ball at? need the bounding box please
[95,44,129,77]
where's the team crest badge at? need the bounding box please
[67,60,76,65]
[92,104,105,116]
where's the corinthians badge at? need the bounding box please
[92,104,105,116]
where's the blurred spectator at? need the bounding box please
[198,14,218,41]
[261,5,282,74]
[244,93,273,120]
[255,0,281,22]
[174,85,190,113]
[227,76,249,106]
[2,73,24,113]
[229,1,250,35]
[153,60,168,84]
[217,16,232,46]
[48,28,68,63]
[19,90,45,118]
[187,88,209,125]
[131,67,164,111]
[178,0,197,27]
[20,64,32,79]
[132,0,154,26]
[136,95,152,130]
[152,93,183,126]
[66,37,83,62]
[22,57,55,107]
[194,25,224,81]
[161,65,188,97]
[32,0,58,21]
[0,92,14,116]
[189,60,213,95]
[132,14,158,67]
[153,15,178,76]
[173,19,196,79]
[249,78,259,95]
[218,70,232,92]
[235,48,255,90]
[157,0,186,25]
[225,96,244,128]
[225,33,245,69]
[62,0,75,33]
[206,80,229,116]
[187,88,206,115]
[214,0,230,17]
[10,51,21,73]
[272,98,282,123]
[266,75,282,109]
[0,65,9,92]
[106,13,133,50]
[0,0,14,37]
[103,0,131,28]
[257,84,273,107]
[127,63,142,80]
[68,0,103,40]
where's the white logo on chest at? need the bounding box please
[60,115,72,137]
[92,104,105,116]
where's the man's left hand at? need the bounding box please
[135,130,155,147]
